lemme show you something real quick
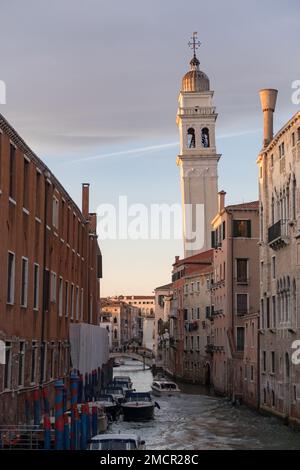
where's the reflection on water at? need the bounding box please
[111,358,300,450]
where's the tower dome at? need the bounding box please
[181,55,210,92]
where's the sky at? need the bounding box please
[0,0,299,296]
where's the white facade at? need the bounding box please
[154,284,173,355]
[176,52,220,257]
[142,317,155,351]
[99,320,113,349]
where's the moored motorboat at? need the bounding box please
[151,379,180,397]
[88,433,146,450]
[111,378,133,394]
[94,394,119,421]
[121,392,159,421]
[101,386,124,404]
[113,376,133,389]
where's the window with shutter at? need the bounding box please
[236,259,248,283]
[97,254,102,279]
[236,327,245,352]
[233,220,251,238]
[44,270,50,311]
[211,231,216,248]
[236,293,248,315]
[222,221,226,240]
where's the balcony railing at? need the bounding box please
[205,344,224,354]
[210,279,225,290]
[184,321,199,332]
[205,344,214,355]
[212,309,223,317]
[178,106,216,116]
[268,220,289,249]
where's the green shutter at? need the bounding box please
[211,231,216,248]
[247,220,252,238]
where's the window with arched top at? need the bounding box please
[201,128,210,148]
[187,127,195,148]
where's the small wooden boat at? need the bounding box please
[151,379,180,397]
[88,433,146,450]
[113,358,125,367]
[121,392,159,421]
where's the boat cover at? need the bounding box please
[70,323,109,380]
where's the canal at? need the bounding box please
[110,358,300,450]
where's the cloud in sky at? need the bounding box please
[0,0,299,295]
[1,0,299,155]
[65,142,179,165]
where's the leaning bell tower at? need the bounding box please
[176,33,221,258]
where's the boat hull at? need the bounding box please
[101,403,119,420]
[122,403,154,421]
[151,386,180,397]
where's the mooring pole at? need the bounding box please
[70,372,79,450]
[54,379,64,450]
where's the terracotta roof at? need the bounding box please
[154,283,173,291]
[120,295,154,300]
[225,201,259,211]
[185,263,213,277]
[173,249,213,267]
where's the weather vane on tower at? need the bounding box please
[188,32,201,58]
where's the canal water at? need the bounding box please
[110,358,300,450]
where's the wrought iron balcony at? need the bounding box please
[268,220,289,249]
[205,344,214,355]
[212,309,223,316]
[184,321,199,332]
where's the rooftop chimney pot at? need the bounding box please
[259,89,278,147]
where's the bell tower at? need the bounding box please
[176,33,221,257]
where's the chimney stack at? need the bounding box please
[259,89,278,147]
[218,190,226,212]
[89,213,97,233]
[82,183,90,218]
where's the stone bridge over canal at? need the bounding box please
[110,352,153,370]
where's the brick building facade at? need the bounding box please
[166,251,214,384]
[210,195,260,407]
[0,113,102,424]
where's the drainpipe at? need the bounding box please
[40,171,51,385]
[230,210,234,400]
[257,315,261,410]
[82,184,91,324]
